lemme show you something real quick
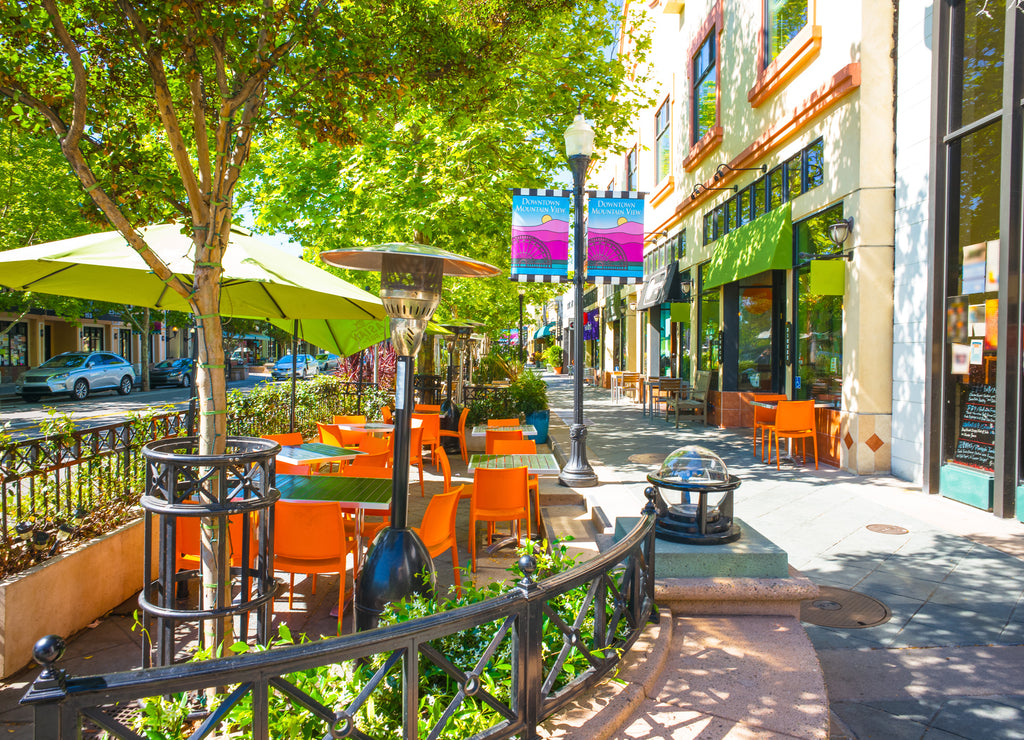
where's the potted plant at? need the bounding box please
[510,370,550,444]
[544,345,564,374]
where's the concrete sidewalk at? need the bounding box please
[542,372,1024,739]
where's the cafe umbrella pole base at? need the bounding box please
[559,423,598,488]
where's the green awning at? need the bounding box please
[534,322,555,339]
[702,203,793,290]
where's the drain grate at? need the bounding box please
[866,524,909,535]
[800,586,891,629]
[628,452,667,465]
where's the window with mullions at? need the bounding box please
[753,178,767,219]
[805,139,824,189]
[0,321,27,367]
[698,268,721,372]
[786,153,803,199]
[692,32,717,144]
[764,0,808,67]
[655,100,671,183]
[626,148,638,190]
[795,204,844,407]
[677,230,687,259]
[737,188,751,227]
[767,166,784,210]
[703,212,712,245]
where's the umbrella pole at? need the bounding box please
[290,321,298,434]
[356,349,363,412]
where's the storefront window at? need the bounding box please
[0,321,28,367]
[950,0,1003,130]
[942,121,1001,472]
[795,204,844,406]
[738,281,773,392]
[698,267,720,372]
[83,326,104,352]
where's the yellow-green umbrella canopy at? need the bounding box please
[0,223,386,321]
[268,317,451,357]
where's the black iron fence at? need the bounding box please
[0,409,190,557]
[22,508,657,739]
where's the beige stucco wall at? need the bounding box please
[589,0,896,474]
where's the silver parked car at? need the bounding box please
[17,351,135,402]
[271,354,320,380]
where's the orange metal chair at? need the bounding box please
[262,433,310,475]
[412,412,441,469]
[770,400,818,470]
[752,394,788,461]
[333,414,367,425]
[273,501,350,623]
[438,407,470,463]
[414,404,441,413]
[486,429,523,454]
[491,439,540,532]
[414,485,464,597]
[469,466,529,573]
[487,418,520,427]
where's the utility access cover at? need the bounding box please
[800,587,891,629]
[866,524,909,535]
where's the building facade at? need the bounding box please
[894,1,1024,519]
[587,0,897,474]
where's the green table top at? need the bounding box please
[274,473,391,510]
[471,424,539,437]
[277,442,365,466]
[468,453,560,475]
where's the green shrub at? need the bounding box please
[543,344,563,368]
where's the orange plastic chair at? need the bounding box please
[412,412,441,469]
[770,400,818,470]
[752,394,788,461]
[487,418,519,427]
[407,424,426,495]
[469,466,529,572]
[381,406,393,424]
[414,404,441,413]
[317,422,363,448]
[350,451,391,468]
[439,407,470,463]
[273,501,350,623]
[262,433,310,475]
[175,511,257,575]
[357,434,391,460]
[491,439,540,531]
[486,429,523,454]
[333,414,367,425]
[414,485,463,597]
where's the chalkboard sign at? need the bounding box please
[953,384,996,471]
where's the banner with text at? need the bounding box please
[510,189,571,283]
[586,191,645,284]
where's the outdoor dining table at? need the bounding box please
[331,422,395,436]
[276,442,365,467]
[470,423,538,437]
[468,453,560,549]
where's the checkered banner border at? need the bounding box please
[511,188,573,197]
[586,275,643,285]
[586,190,646,199]
[510,274,569,283]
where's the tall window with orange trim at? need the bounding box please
[764,0,807,67]
[692,32,716,144]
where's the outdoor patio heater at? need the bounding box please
[320,243,499,630]
[645,445,742,545]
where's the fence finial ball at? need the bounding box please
[33,634,65,670]
[518,554,538,580]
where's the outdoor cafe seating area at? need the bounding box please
[608,370,824,469]
[174,405,563,637]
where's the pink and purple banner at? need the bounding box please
[586,191,645,284]
[510,189,571,283]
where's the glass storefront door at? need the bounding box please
[737,280,774,392]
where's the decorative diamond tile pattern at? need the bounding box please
[844,432,854,449]
[865,433,885,453]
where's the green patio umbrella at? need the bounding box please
[0,222,386,321]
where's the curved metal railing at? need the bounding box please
[22,503,657,740]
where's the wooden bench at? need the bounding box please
[666,371,711,427]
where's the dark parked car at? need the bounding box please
[17,351,135,402]
[149,357,195,388]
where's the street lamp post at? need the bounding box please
[518,289,525,364]
[559,112,598,488]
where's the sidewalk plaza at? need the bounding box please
[3,373,1024,738]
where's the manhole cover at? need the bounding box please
[800,587,891,629]
[629,452,667,465]
[866,524,909,535]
